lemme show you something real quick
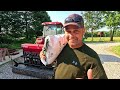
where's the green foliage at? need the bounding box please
[82,11,120,41]
[114,30,120,37]
[31,11,51,37]
[104,32,111,37]
[81,11,105,41]
[104,11,120,28]
[85,32,92,37]
[0,37,36,49]
[100,11,120,41]
[82,11,105,31]
[0,11,51,44]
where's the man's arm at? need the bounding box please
[91,62,108,79]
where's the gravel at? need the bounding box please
[0,42,120,79]
[102,62,120,79]
[86,42,120,79]
[0,61,38,79]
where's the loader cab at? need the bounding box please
[42,22,64,37]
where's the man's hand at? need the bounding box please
[40,50,93,79]
[40,50,46,60]
[76,69,93,79]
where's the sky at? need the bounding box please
[46,11,82,24]
[46,11,110,32]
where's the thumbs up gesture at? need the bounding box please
[76,69,93,79]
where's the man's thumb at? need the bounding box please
[87,69,93,79]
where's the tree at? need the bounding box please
[9,11,24,39]
[18,11,33,39]
[19,11,51,39]
[0,11,24,40]
[81,11,105,41]
[102,11,120,41]
[0,11,51,42]
[31,11,51,37]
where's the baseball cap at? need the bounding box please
[63,14,84,28]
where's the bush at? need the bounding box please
[114,30,120,37]
[0,36,14,44]
[93,32,98,37]
[85,32,91,37]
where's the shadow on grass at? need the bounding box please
[98,54,120,63]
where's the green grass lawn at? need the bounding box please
[1,36,120,51]
[84,37,120,56]
[111,45,120,57]
[0,37,36,50]
[84,37,120,43]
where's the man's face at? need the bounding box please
[64,25,85,48]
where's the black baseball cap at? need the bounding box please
[63,14,84,28]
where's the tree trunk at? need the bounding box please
[91,28,94,41]
[26,22,28,39]
[0,25,1,32]
[99,35,101,41]
[110,29,115,41]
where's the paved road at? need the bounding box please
[86,42,120,79]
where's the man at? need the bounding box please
[40,14,108,79]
